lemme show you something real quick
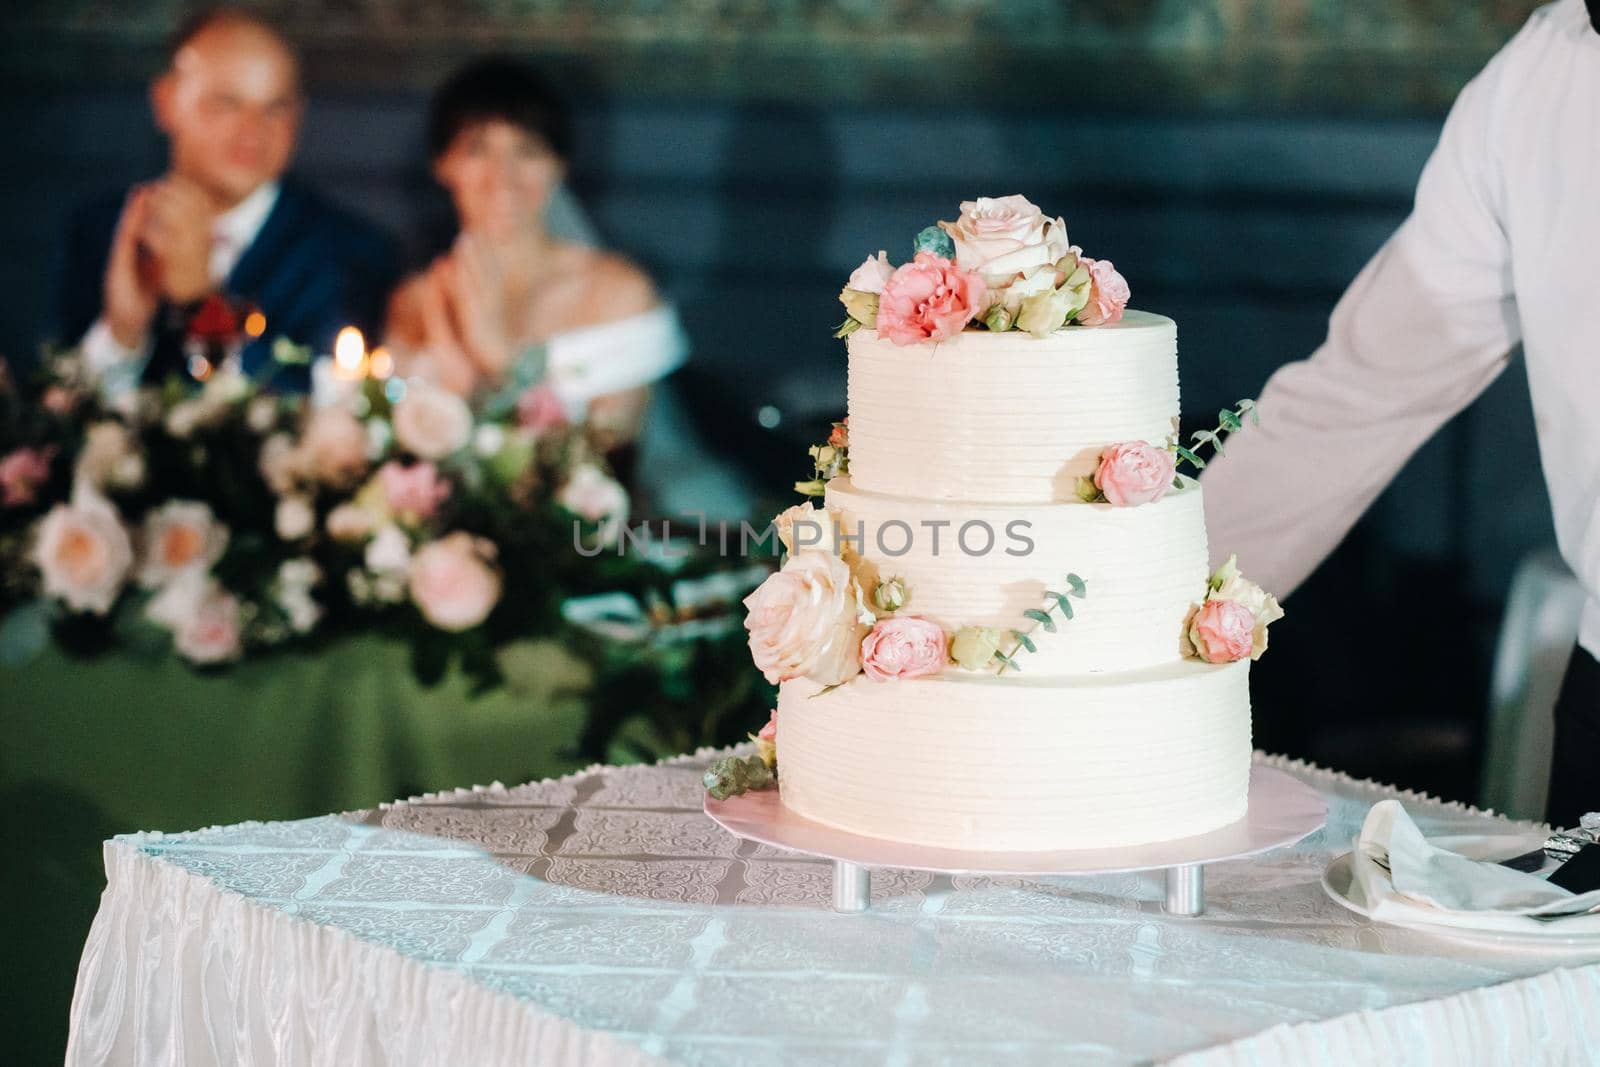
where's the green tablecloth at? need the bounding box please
[1,635,595,1062]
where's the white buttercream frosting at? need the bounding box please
[846,311,1179,503]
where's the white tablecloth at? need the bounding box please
[67,751,1600,1065]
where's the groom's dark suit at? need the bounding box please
[55,177,399,391]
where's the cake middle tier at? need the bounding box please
[824,474,1210,675]
[845,310,1178,503]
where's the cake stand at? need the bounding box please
[705,765,1326,916]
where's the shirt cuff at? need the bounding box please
[80,318,151,398]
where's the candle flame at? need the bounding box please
[368,346,394,379]
[334,327,366,374]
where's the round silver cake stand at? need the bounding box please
[705,765,1326,916]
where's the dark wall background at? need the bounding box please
[0,0,1558,800]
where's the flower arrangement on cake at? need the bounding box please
[0,343,652,687]
[835,194,1131,342]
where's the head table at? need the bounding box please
[67,750,1599,1065]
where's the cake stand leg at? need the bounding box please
[1164,864,1205,917]
[832,861,871,912]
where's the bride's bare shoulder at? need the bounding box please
[567,246,657,321]
[384,271,433,345]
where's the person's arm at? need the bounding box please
[1200,37,1523,599]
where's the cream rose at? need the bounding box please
[408,532,502,632]
[938,195,1070,283]
[558,464,630,548]
[31,493,134,614]
[1207,555,1284,659]
[137,500,228,588]
[274,494,316,542]
[259,433,309,494]
[393,384,473,461]
[772,501,829,554]
[742,550,869,686]
[301,407,369,488]
[74,422,140,493]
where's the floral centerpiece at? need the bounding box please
[0,346,644,688]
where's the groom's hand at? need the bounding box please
[103,186,162,348]
[140,175,215,304]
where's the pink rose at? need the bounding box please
[176,584,242,665]
[31,493,133,614]
[558,464,630,548]
[743,550,868,686]
[752,708,778,768]
[0,446,54,507]
[516,384,569,437]
[859,616,949,682]
[1076,257,1131,327]
[937,195,1070,280]
[42,385,81,416]
[137,500,228,588]
[846,251,895,295]
[828,418,848,450]
[301,407,369,488]
[408,532,502,632]
[393,384,473,460]
[379,461,451,524]
[757,709,777,743]
[1094,441,1177,507]
[1188,598,1256,664]
[875,252,987,346]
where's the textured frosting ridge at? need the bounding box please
[846,310,1178,504]
[777,660,1252,852]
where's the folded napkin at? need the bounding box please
[1351,800,1600,935]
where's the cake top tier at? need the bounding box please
[846,311,1179,503]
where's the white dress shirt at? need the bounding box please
[81,180,280,393]
[1201,0,1600,658]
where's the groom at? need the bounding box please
[54,8,397,392]
[1202,0,1600,826]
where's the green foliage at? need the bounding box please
[995,573,1087,675]
[1173,398,1258,475]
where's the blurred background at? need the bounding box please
[0,0,1567,1059]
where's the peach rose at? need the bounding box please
[393,384,473,460]
[1076,256,1131,327]
[742,549,869,686]
[31,493,134,614]
[859,616,948,682]
[408,532,502,632]
[516,384,569,437]
[876,252,987,346]
[0,446,54,507]
[379,461,451,524]
[1187,598,1255,664]
[301,407,369,488]
[153,576,243,665]
[938,195,1070,282]
[1093,441,1177,507]
[558,464,630,548]
[137,500,228,589]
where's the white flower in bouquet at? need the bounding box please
[772,501,826,554]
[136,500,228,589]
[258,433,309,494]
[473,423,506,458]
[274,494,316,542]
[301,407,370,488]
[408,532,502,632]
[1206,554,1284,660]
[365,523,412,577]
[74,422,144,493]
[31,491,134,615]
[273,558,322,635]
[742,550,870,686]
[558,464,630,548]
[392,384,472,460]
[144,570,243,664]
[163,399,207,440]
[245,395,280,434]
[325,503,376,543]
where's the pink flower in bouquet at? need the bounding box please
[828,418,849,450]
[393,384,473,460]
[41,386,80,416]
[408,532,502,632]
[860,616,949,682]
[31,493,133,614]
[846,251,895,295]
[558,464,630,548]
[379,461,451,524]
[516,384,569,437]
[0,446,54,507]
[1076,257,1131,327]
[1093,441,1177,507]
[301,407,369,488]
[137,500,228,588]
[176,583,243,665]
[743,550,868,686]
[875,252,987,345]
[1187,598,1256,664]
[752,708,778,768]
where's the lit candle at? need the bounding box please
[333,326,367,380]
[313,326,369,408]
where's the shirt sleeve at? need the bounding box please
[79,318,152,400]
[1198,33,1524,599]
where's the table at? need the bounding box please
[67,751,1600,1065]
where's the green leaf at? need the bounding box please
[1013,631,1037,653]
[1219,408,1242,431]
[0,600,53,667]
[1066,574,1087,597]
[993,651,1020,673]
[833,317,862,339]
[1023,608,1056,632]
[1047,590,1073,613]
[1058,598,1073,620]
[1174,445,1206,470]
[1191,429,1218,448]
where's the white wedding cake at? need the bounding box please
[719,196,1282,854]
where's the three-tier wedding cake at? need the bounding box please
[719,195,1282,854]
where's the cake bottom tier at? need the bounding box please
[777,659,1252,852]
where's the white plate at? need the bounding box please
[1321,852,1600,952]
[706,765,1326,876]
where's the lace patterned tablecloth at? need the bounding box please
[67,751,1600,1066]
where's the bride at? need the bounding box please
[385,58,682,455]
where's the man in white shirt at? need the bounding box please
[1202,0,1599,826]
[55,8,396,392]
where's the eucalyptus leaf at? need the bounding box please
[1066,574,1087,597]
[1047,591,1073,613]
[1023,608,1056,632]
[1174,445,1206,470]
[1219,409,1242,431]
[1014,631,1037,653]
